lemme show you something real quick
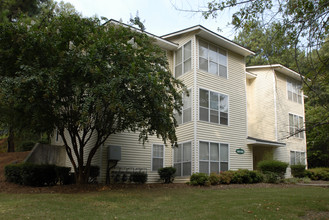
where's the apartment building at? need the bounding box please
[51,22,306,183]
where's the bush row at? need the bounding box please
[5,163,100,186]
[189,169,264,186]
[112,171,148,184]
[305,168,329,181]
[290,166,329,181]
[5,163,71,186]
[189,160,291,186]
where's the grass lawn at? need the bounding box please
[0,186,328,219]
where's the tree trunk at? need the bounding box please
[7,127,15,152]
[75,166,89,185]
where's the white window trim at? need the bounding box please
[151,144,165,172]
[173,141,192,177]
[174,41,192,78]
[288,112,304,139]
[287,79,302,104]
[290,150,306,165]
[198,140,230,173]
[198,38,228,79]
[198,87,230,126]
[175,88,193,125]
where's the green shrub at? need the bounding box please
[306,168,329,181]
[290,165,306,178]
[5,163,58,186]
[131,172,148,184]
[190,173,209,186]
[89,165,100,183]
[55,166,71,185]
[158,167,176,183]
[258,160,288,179]
[263,172,283,184]
[21,164,57,186]
[218,171,235,184]
[209,173,220,185]
[5,163,24,184]
[5,163,72,186]
[231,169,263,184]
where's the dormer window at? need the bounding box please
[199,40,227,78]
[175,41,191,77]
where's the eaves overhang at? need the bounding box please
[162,25,255,57]
[246,71,257,79]
[247,136,286,147]
[246,64,304,82]
[106,19,179,51]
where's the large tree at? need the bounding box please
[0,0,54,152]
[234,21,306,70]
[0,12,185,184]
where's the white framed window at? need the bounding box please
[175,89,192,125]
[152,144,164,171]
[290,151,306,165]
[199,88,228,125]
[175,41,192,77]
[287,80,302,104]
[199,39,227,78]
[199,141,229,174]
[289,113,304,138]
[174,142,192,176]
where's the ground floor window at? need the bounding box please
[199,141,229,174]
[152,144,164,171]
[174,142,192,176]
[290,151,306,165]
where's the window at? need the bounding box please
[175,89,192,124]
[152,144,164,171]
[199,141,229,174]
[174,142,192,176]
[199,40,227,78]
[199,89,228,125]
[290,151,306,165]
[289,113,304,138]
[175,41,192,77]
[287,80,302,104]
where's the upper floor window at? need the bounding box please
[290,151,305,165]
[199,141,229,174]
[289,113,304,138]
[152,144,164,171]
[199,89,228,125]
[199,40,227,78]
[174,142,192,176]
[175,89,192,125]
[287,80,302,104]
[175,41,191,77]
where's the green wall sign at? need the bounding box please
[236,148,245,154]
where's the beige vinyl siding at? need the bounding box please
[102,132,171,183]
[273,71,306,168]
[246,68,276,141]
[195,39,252,171]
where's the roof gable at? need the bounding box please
[162,25,255,57]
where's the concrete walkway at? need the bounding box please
[296,182,329,187]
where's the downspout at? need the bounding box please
[193,35,198,173]
[272,69,278,141]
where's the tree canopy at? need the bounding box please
[0,11,185,183]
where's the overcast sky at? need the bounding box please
[58,0,237,39]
